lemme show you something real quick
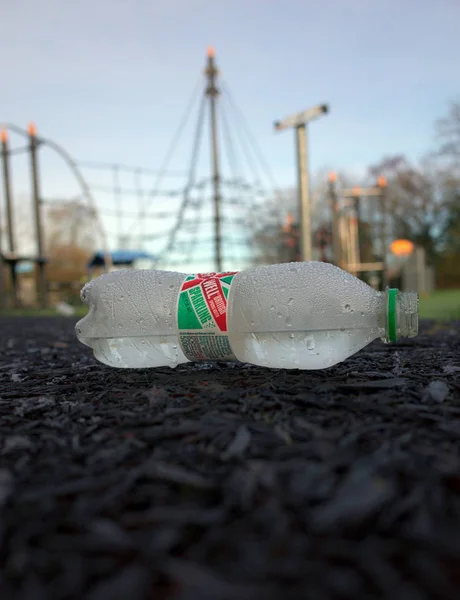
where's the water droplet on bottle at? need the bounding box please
[169,284,175,290]
[287,298,294,306]
[120,295,124,301]
[118,323,123,329]
[277,312,283,319]
[289,333,295,339]
[344,304,351,312]
[289,267,297,273]
[286,317,292,327]
[270,305,275,311]
[250,320,255,326]
[305,335,315,350]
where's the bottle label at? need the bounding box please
[177,271,238,361]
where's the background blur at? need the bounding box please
[1,0,459,319]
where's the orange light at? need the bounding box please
[282,212,294,232]
[328,171,337,182]
[352,186,361,196]
[0,129,8,143]
[207,46,215,58]
[28,122,37,136]
[377,176,387,188]
[390,239,414,257]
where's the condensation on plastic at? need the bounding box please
[76,262,393,370]
[227,262,386,369]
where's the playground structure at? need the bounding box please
[1,50,434,310]
[280,172,434,293]
[0,123,109,309]
[327,173,389,287]
[327,174,434,292]
[0,127,433,309]
[0,124,47,309]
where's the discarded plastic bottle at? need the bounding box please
[75,261,418,370]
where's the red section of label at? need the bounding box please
[181,272,236,291]
[202,277,227,331]
[180,271,238,332]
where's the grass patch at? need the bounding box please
[0,306,88,318]
[418,289,460,321]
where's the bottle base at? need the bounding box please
[77,335,189,369]
[229,328,381,370]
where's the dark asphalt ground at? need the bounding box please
[0,316,460,600]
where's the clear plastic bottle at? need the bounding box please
[75,262,418,370]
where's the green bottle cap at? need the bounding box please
[387,288,398,342]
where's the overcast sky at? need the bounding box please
[1,0,459,258]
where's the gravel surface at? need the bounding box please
[0,316,460,600]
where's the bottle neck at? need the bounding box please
[385,288,419,342]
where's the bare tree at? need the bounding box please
[250,187,296,264]
[432,101,460,256]
[45,201,98,285]
[435,101,460,175]
[368,155,446,262]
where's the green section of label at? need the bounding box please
[177,272,238,361]
[220,275,234,285]
[177,288,202,330]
